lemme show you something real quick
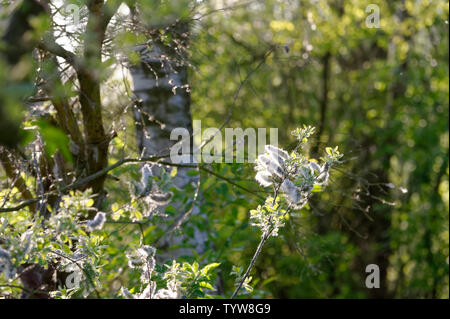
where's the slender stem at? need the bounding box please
[1,155,262,213]
[0,284,50,298]
[231,230,270,299]
[51,250,101,298]
[231,189,292,299]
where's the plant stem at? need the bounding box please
[231,195,292,299]
[231,230,270,299]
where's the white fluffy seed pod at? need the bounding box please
[141,164,153,184]
[87,212,106,231]
[265,145,289,162]
[281,179,302,203]
[257,154,284,178]
[153,287,180,299]
[126,245,156,271]
[255,170,273,187]
[139,245,156,257]
[138,164,154,196]
[149,191,173,206]
[0,247,14,279]
[137,282,156,299]
[256,154,271,170]
[309,161,320,171]
[317,162,330,185]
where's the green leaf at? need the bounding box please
[35,120,73,163]
[199,281,215,290]
[312,184,322,193]
[186,170,200,176]
[201,262,220,275]
[192,261,199,273]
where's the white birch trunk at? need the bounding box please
[129,30,208,259]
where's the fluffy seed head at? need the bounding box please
[87,212,106,231]
[265,145,289,163]
[280,179,302,203]
[255,171,273,187]
[149,191,173,205]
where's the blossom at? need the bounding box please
[153,289,179,299]
[316,162,330,185]
[138,282,156,299]
[140,164,153,192]
[122,248,183,299]
[153,283,181,299]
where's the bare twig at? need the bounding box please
[0,155,262,213]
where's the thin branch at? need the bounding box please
[0,148,37,213]
[0,284,46,296]
[231,180,286,299]
[50,249,101,298]
[0,155,263,213]
[199,47,275,150]
[231,230,269,299]
[39,36,81,71]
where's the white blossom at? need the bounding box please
[153,287,180,299]
[126,245,156,271]
[316,163,330,185]
[137,282,156,299]
[20,229,34,256]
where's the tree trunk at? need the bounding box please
[129,23,208,258]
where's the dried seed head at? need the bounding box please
[87,212,106,231]
[256,154,285,178]
[265,145,289,161]
[255,171,273,187]
[149,191,173,205]
[280,179,302,203]
[309,161,320,171]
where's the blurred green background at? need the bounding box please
[0,0,448,299]
[186,0,449,298]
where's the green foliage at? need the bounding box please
[35,120,73,163]
[189,0,448,298]
[0,0,448,299]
